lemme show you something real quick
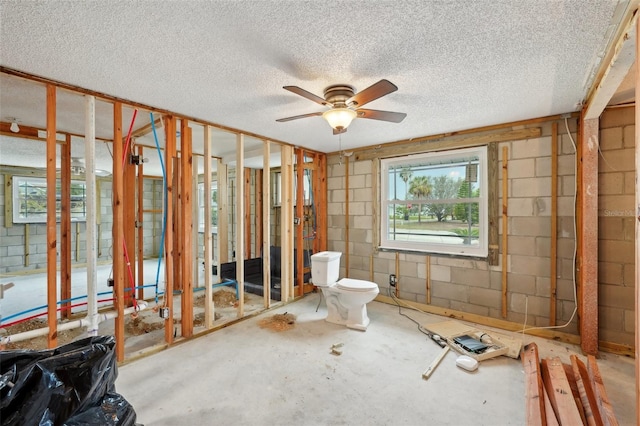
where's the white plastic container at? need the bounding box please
[310,251,342,285]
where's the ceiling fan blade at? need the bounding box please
[356,108,406,123]
[276,112,323,122]
[333,127,347,135]
[347,79,398,108]
[283,86,332,107]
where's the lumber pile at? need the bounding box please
[522,343,618,425]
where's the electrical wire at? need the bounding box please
[387,286,431,337]
[520,117,578,334]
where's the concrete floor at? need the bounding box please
[117,295,636,426]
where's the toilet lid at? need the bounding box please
[336,278,378,292]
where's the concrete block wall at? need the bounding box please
[598,106,635,346]
[327,119,581,336]
[0,172,164,275]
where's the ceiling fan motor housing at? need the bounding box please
[324,84,355,107]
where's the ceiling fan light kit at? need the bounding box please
[322,108,357,131]
[277,79,406,134]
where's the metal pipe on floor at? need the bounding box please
[0,301,149,346]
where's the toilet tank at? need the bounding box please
[311,251,342,285]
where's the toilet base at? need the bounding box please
[324,295,371,331]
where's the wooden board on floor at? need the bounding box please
[522,343,546,425]
[423,320,519,360]
[541,357,583,425]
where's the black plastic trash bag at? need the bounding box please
[0,335,137,426]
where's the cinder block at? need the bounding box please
[623,309,635,333]
[558,154,576,176]
[535,157,551,177]
[510,217,551,237]
[510,255,550,278]
[327,203,343,215]
[510,293,547,316]
[623,264,635,287]
[508,236,536,256]
[623,124,635,148]
[511,137,552,159]
[399,260,418,279]
[327,176,343,190]
[624,171,635,194]
[561,134,577,155]
[599,329,633,347]
[512,177,552,197]
[598,234,635,264]
[353,160,372,175]
[599,127,623,150]
[598,306,624,332]
[348,201,366,216]
[450,300,489,317]
[508,158,535,178]
[598,216,624,241]
[599,283,634,310]
[597,261,623,286]
[598,148,635,172]
[398,290,418,302]
[468,287,502,309]
[349,175,365,189]
[399,276,425,295]
[430,296,451,309]
[535,276,550,297]
[556,196,575,216]
[507,273,535,295]
[450,267,490,288]
[353,189,372,202]
[430,264,451,281]
[535,237,551,257]
[330,189,346,203]
[431,280,468,303]
[598,172,624,195]
[600,106,634,129]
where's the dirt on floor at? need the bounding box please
[258,312,296,332]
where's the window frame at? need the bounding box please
[197,181,218,234]
[379,146,489,258]
[12,175,87,224]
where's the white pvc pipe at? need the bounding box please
[85,95,99,336]
[0,301,149,345]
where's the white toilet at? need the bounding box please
[311,251,379,331]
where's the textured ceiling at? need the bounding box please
[0,0,633,175]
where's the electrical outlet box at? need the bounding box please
[389,274,397,287]
[294,217,301,225]
[107,278,114,287]
[159,307,170,319]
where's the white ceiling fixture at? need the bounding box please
[277,80,406,135]
[6,117,20,133]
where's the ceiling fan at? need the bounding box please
[276,79,406,134]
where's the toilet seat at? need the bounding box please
[336,278,378,292]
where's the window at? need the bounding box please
[380,146,488,257]
[197,182,218,233]
[272,170,312,206]
[12,176,87,224]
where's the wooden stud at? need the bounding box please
[636,15,640,423]
[587,355,619,425]
[296,149,304,296]
[541,357,583,425]
[180,121,194,337]
[345,156,350,278]
[112,101,125,361]
[316,153,328,252]
[60,134,71,320]
[46,84,58,349]
[255,169,263,259]
[522,343,546,426]
[487,144,499,265]
[123,125,136,306]
[24,224,29,266]
[204,126,213,328]
[501,146,508,318]
[217,160,228,264]
[262,140,271,307]
[236,134,245,316]
[562,362,587,424]
[579,116,599,355]
[280,144,294,301]
[550,122,558,325]
[137,145,144,300]
[354,128,541,161]
[543,386,560,426]
[426,255,431,304]
[571,355,604,426]
[244,167,251,259]
[163,115,176,345]
[395,252,399,298]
